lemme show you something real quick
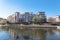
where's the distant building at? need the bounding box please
[38,12,46,22]
[7,11,47,23]
[22,12,33,23]
[47,16,60,23]
[47,17,56,22]
[15,12,20,23]
[19,14,24,23]
[7,12,20,23]
[0,19,7,24]
[0,18,3,21]
[7,12,34,23]
[55,16,60,22]
[0,18,7,24]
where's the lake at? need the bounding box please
[0,27,60,40]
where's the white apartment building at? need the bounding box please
[7,12,20,23]
[7,11,47,23]
[22,12,33,23]
[55,16,60,22]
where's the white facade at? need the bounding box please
[15,12,20,23]
[7,12,20,23]
[7,11,47,23]
[7,12,34,23]
[22,12,33,23]
[55,16,60,22]
[47,16,60,22]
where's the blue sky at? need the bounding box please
[0,0,60,18]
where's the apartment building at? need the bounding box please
[7,12,20,23]
[7,11,47,23]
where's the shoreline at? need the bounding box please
[0,24,57,29]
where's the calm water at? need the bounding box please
[0,27,60,40]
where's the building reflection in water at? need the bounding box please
[2,27,56,40]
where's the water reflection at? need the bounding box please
[0,27,60,40]
[7,28,55,40]
[0,31,14,40]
